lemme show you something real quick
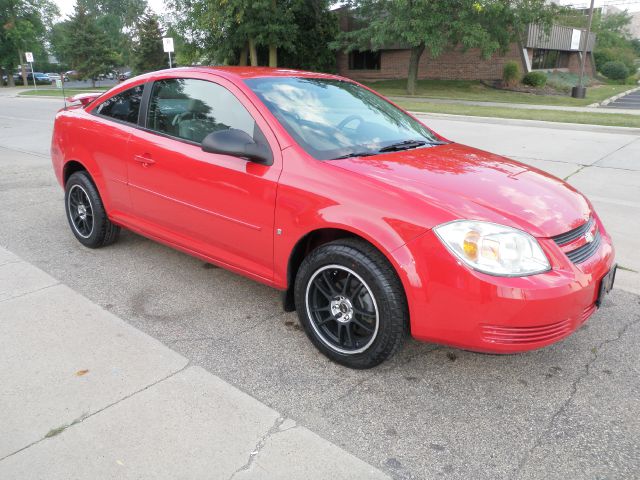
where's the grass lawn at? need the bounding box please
[18,87,109,97]
[366,79,633,107]
[398,100,640,128]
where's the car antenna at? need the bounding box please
[60,71,67,110]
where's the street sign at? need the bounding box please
[163,38,175,68]
[55,79,62,89]
[162,38,174,53]
[25,52,34,63]
[570,29,582,51]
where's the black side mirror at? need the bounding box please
[201,128,273,165]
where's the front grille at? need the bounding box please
[551,217,595,246]
[480,319,572,345]
[566,232,601,264]
[551,217,601,264]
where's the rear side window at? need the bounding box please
[146,78,256,144]
[95,85,144,124]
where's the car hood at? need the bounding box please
[330,143,591,238]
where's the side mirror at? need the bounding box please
[201,128,273,165]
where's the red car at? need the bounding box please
[51,67,616,368]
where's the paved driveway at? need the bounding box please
[1,95,639,480]
[602,88,640,110]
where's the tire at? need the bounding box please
[64,171,120,248]
[294,238,408,369]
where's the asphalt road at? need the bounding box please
[1,95,639,480]
[602,88,640,110]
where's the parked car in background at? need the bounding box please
[51,67,616,368]
[46,73,69,82]
[118,71,132,82]
[27,72,51,84]
[3,72,25,84]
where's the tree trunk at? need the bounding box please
[268,45,277,67]
[248,38,258,66]
[268,0,277,67]
[239,43,249,66]
[407,43,425,95]
[0,67,4,87]
[18,51,28,87]
[8,73,15,87]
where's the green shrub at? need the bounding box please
[601,61,630,80]
[502,61,520,87]
[522,71,547,87]
[594,47,636,74]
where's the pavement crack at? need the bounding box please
[0,361,191,463]
[592,136,639,167]
[228,416,287,479]
[562,164,586,181]
[0,282,60,304]
[514,314,640,477]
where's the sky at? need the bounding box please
[53,0,640,19]
[53,0,168,19]
[552,0,640,12]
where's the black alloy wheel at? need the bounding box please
[305,265,379,354]
[295,238,408,369]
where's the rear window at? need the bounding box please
[94,85,144,125]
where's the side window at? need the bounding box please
[95,85,144,124]
[146,78,257,144]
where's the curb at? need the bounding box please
[591,85,640,107]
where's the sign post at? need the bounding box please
[572,0,595,98]
[25,52,36,90]
[162,38,174,68]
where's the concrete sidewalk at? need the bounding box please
[0,247,388,480]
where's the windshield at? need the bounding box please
[244,77,443,160]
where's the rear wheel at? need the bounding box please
[65,171,120,248]
[294,239,408,369]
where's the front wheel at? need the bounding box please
[294,239,408,369]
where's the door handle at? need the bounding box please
[133,154,155,167]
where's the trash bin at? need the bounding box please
[571,86,587,99]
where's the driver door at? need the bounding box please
[127,77,281,282]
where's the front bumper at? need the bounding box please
[398,216,615,353]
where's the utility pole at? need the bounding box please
[573,0,595,98]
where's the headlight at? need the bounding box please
[434,220,550,276]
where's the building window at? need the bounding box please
[531,49,569,70]
[349,50,381,70]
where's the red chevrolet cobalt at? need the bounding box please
[51,67,616,368]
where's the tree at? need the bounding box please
[84,0,148,67]
[167,0,296,67]
[336,0,560,95]
[65,1,118,87]
[279,0,339,72]
[132,12,167,74]
[0,0,58,87]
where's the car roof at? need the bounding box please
[142,66,346,82]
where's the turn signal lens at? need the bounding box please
[463,231,480,261]
[434,220,550,276]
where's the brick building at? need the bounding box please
[336,14,596,82]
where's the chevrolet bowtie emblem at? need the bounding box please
[585,231,594,243]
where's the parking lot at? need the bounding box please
[1,93,639,479]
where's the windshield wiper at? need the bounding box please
[379,139,447,153]
[331,151,378,160]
